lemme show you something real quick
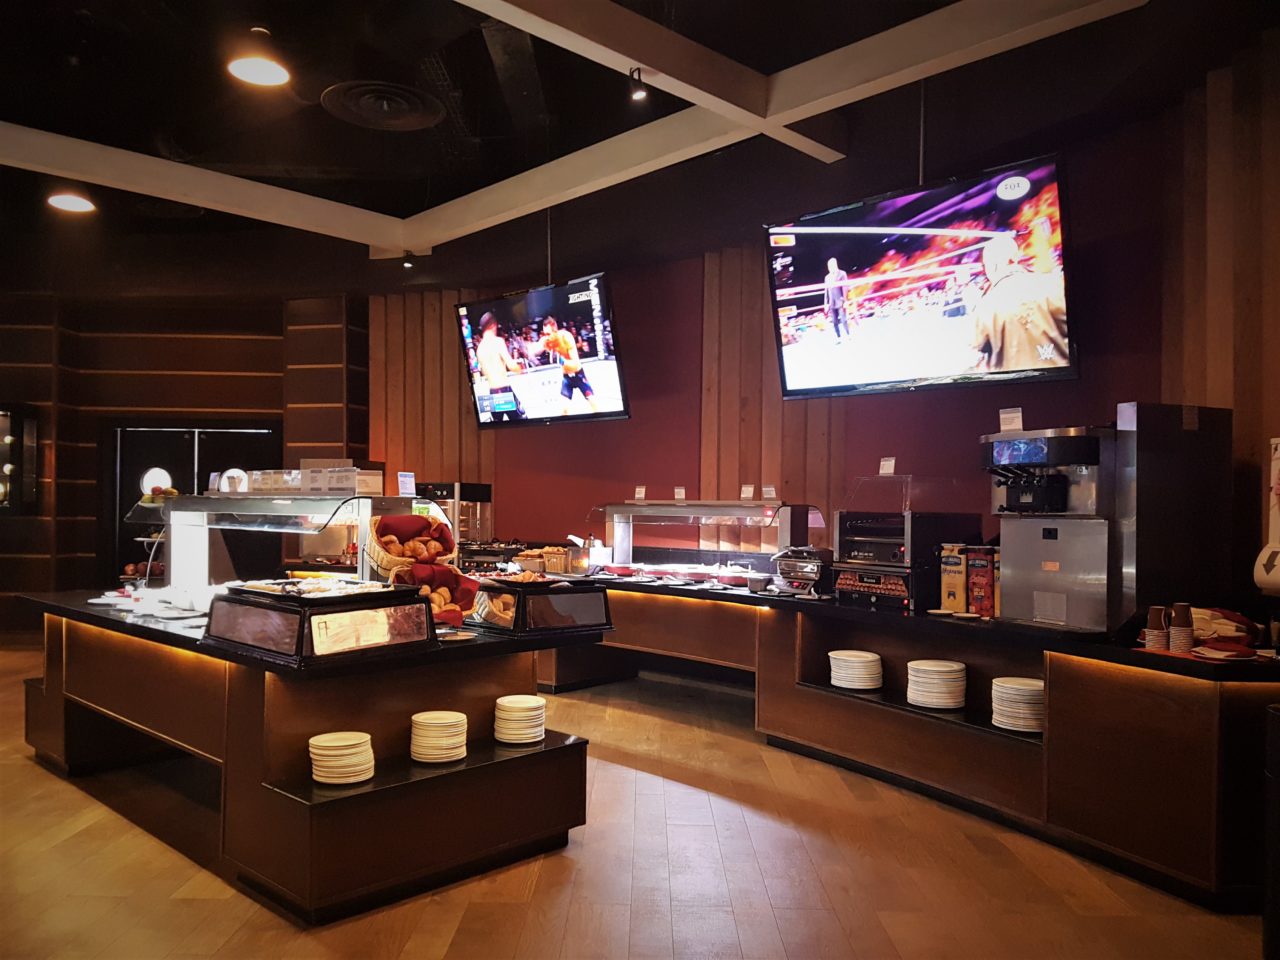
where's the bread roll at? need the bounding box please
[442,603,460,612]
[425,539,444,556]
[386,542,405,557]
[405,540,428,560]
[380,534,400,546]
[434,586,452,603]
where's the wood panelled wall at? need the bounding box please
[0,296,283,634]
[699,246,797,552]
[282,296,367,466]
[1160,38,1280,577]
[368,292,495,490]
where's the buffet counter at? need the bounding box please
[537,579,1280,908]
[23,590,597,922]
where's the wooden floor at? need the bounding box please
[0,648,1264,959]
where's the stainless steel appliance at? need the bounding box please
[771,545,833,598]
[832,510,981,611]
[417,482,493,544]
[982,402,1232,632]
[601,500,820,565]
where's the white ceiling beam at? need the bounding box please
[767,0,1149,124]
[402,0,1145,254]
[0,121,406,252]
[401,106,751,252]
[453,0,844,162]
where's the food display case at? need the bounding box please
[599,500,823,564]
[469,577,612,636]
[417,482,493,543]
[204,580,434,669]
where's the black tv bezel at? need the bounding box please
[452,271,632,430]
[764,154,1078,401]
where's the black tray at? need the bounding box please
[225,580,420,607]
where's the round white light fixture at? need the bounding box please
[402,260,414,269]
[1,464,12,476]
[628,67,647,101]
[228,55,290,87]
[140,466,174,495]
[2,435,12,445]
[47,193,96,213]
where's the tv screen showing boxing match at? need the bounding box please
[766,157,1073,398]
[455,273,629,427]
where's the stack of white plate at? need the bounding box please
[828,650,883,690]
[906,660,966,710]
[991,677,1046,732]
[309,731,374,784]
[494,695,546,744]
[411,710,468,763]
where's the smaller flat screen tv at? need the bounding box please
[455,272,628,428]
[766,156,1073,398]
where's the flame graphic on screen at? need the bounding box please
[1010,183,1061,274]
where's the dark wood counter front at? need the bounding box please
[23,596,590,922]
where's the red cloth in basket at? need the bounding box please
[394,563,479,628]
[375,514,456,559]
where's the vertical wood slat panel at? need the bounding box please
[385,295,406,492]
[1204,69,1235,410]
[403,292,425,475]
[699,253,721,550]
[439,290,461,480]
[716,248,744,551]
[368,296,387,461]
[1180,87,1209,406]
[459,290,480,481]
[760,252,783,555]
[738,245,765,553]
[1261,33,1280,500]
[804,400,830,550]
[826,399,847,550]
[422,291,445,481]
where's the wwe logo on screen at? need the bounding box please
[1037,344,1057,361]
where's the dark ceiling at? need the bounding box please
[0,0,947,229]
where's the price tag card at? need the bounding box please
[674,486,686,501]
[634,485,646,501]
[397,472,417,497]
[879,457,896,476]
[762,484,777,500]
[740,484,755,500]
[999,407,1024,432]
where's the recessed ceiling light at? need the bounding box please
[47,193,95,213]
[402,260,414,269]
[228,55,289,87]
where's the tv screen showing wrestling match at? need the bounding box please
[455,273,629,427]
[766,157,1073,398]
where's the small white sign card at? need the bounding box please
[999,407,1024,432]
[397,472,417,496]
[634,485,646,501]
[762,484,777,500]
[740,484,755,500]
[674,486,686,501]
[879,457,896,476]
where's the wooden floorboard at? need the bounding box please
[0,648,1263,959]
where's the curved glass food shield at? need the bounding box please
[588,500,826,565]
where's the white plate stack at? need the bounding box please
[494,695,546,744]
[309,731,374,784]
[991,677,1046,733]
[906,660,966,710]
[828,650,883,690]
[411,711,468,763]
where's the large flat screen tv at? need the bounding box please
[766,157,1073,398]
[454,272,628,427]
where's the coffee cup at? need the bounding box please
[1146,606,1170,630]
[1170,603,1193,629]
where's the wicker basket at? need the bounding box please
[365,517,416,581]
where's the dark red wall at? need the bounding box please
[492,256,704,542]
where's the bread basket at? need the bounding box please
[365,517,416,581]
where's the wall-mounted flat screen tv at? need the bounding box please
[766,157,1073,398]
[455,272,629,427]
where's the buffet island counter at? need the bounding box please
[539,578,1280,909]
[23,578,604,926]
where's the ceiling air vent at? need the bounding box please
[320,80,446,131]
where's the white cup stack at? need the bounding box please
[309,731,375,784]
[411,711,468,763]
[494,695,546,744]
[828,650,883,690]
[906,660,967,710]
[991,677,1046,733]
[1168,625,1195,654]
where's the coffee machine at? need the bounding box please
[982,402,1233,633]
